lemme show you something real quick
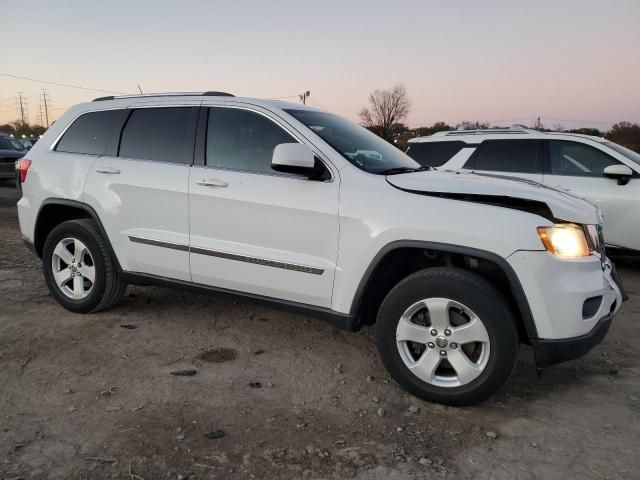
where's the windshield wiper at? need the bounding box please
[379,166,431,175]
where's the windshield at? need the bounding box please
[604,141,640,166]
[0,137,26,151]
[284,109,420,174]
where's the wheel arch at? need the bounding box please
[349,241,538,341]
[34,198,122,271]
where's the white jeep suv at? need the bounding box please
[407,126,640,253]
[16,93,627,405]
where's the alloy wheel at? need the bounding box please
[396,297,491,387]
[50,237,96,300]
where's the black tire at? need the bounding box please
[376,267,518,406]
[42,219,127,313]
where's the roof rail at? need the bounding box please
[93,91,235,102]
[429,124,538,137]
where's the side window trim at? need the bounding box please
[105,109,132,157]
[194,105,333,181]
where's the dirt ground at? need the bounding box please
[1,182,639,480]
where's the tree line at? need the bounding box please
[0,121,47,139]
[3,89,639,155]
[360,85,640,153]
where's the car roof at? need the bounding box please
[82,91,318,113]
[408,127,608,145]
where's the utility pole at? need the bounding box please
[17,92,26,124]
[533,116,544,131]
[38,98,44,126]
[299,90,310,105]
[41,89,51,127]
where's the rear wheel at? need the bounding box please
[376,267,518,406]
[43,219,127,313]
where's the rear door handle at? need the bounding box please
[554,185,571,192]
[197,178,228,188]
[96,167,121,174]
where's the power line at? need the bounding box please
[308,97,328,110]
[268,95,300,100]
[0,73,126,95]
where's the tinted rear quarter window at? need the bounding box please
[119,107,196,163]
[466,140,539,173]
[406,141,467,168]
[55,110,128,155]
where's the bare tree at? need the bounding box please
[359,85,410,141]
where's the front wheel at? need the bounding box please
[376,267,519,406]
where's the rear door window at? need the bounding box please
[405,141,467,168]
[55,110,128,155]
[465,140,539,173]
[118,107,197,164]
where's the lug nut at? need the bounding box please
[450,343,458,349]
[77,273,82,277]
[440,350,447,357]
[430,329,437,336]
[72,258,75,263]
[444,329,451,336]
[427,342,435,349]
[77,262,82,267]
[71,273,75,277]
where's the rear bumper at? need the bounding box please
[0,161,16,179]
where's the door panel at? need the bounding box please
[542,140,640,250]
[189,167,339,306]
[543,174,640,250]
[84,157,191,279]
[82,105,197,280]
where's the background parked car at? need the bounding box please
[0,133,27,182]
[407,127,640,254]
[19,136,39,149]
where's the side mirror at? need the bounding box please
[603,164,633,185]
[272,143,318,177]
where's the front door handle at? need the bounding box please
[197,178,228,188]
[554,185,571,192]
[96,167,121,174]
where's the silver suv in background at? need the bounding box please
[407,127,640,253]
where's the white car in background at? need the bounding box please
[407,127,640,253]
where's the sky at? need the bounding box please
[1,0,639,130]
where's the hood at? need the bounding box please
[386,170,600,225]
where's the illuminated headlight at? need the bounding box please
[537,224,591,258]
